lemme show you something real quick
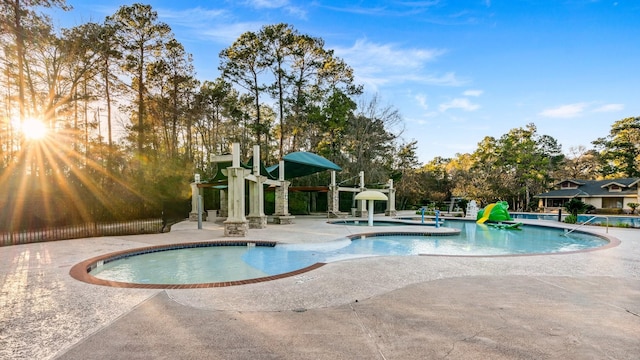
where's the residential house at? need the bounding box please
[535,178,640,212]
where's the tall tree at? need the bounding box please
[338,94,402,183]
[94,21,121,157]
[558,145,600,180]
[146,38,197,158]
[393,140,424,209]
[259,23,295,159]
[593,116,640,178]
[289,38,360,154]
[107,3,171,157]
[219,31,266,154]
[470,124,563,210]
[0,0,69,124]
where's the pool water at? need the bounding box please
[331,219,440,226]
[91,221,609,285]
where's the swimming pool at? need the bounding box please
[329,219,441,226]
[511,212,640,228]
[72,220,613,288]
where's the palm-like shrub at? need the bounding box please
[564,198,587,224]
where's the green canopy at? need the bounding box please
[203,151,341,184]
[267,152,342,180]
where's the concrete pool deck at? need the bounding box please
[1,213,639,359]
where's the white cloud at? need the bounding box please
[244,0,306,18]
[159,7,228,26]
[593,103,624,112]
[415,94,429,110]
[201,21,265,44]
[246,0,289,8]
[341,39,445,68]
[334,39,464,91]
[157,7,253,44]
[463,89,483,97]
[439,98,480,112]
[539,103,588,118]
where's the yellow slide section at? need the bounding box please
[476,203,496,224]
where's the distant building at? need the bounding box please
[535,178,640,212]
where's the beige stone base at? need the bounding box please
[247,215,267,229]
[224,220,248,237]
[273,215,295,224]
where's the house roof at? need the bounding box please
[537,178,640,198]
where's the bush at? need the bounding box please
[594,208,624,215]
[564,198,587,217]
[564,214,578,224]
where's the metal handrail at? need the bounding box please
[563,215,609,236]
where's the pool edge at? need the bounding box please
[69,240,326,289]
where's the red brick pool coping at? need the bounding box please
[69,240,327,289]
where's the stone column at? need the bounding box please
[224,143,249,236]
[273,160,295,224]
[218,189,228,218]
[189,182,199,221]
[327,170,342,217]
[355,171,367,218]
[385,179,397,216]
[247,144,267,229]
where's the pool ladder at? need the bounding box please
[563,216,608,236]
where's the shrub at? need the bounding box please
[594,208,624,215]
[564,198,587,217]
[564,214,578,224]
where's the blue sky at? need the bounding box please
[48,0,640,163]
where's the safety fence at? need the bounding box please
[0,198,191,246]
[0,218,167,246]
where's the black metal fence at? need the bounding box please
[0,218,163,246]
[0,199,191,247]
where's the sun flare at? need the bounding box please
[21,118,48,140]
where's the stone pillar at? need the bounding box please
[218,189,228,218]
[247,145,267,229]
[247,178,267,228]
[327,170,343,218]
[273,180,295,224]
[466,200,479,219]
[385,179,397,217]
[355,171,368,218]
[273,160,295,224]
[189,182,199,221]
[224,143,249,237]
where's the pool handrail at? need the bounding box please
[563,215,609,236]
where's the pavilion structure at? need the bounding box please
[189,143,396,237]
[190,143,342,237]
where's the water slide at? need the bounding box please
[476,203,496,224]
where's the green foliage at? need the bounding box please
[564,198,588,217]
[564,214,578,224]
[466,123,564,211]
[592,117,640,177]
[627,202,639,214]
[594,208,624,215]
